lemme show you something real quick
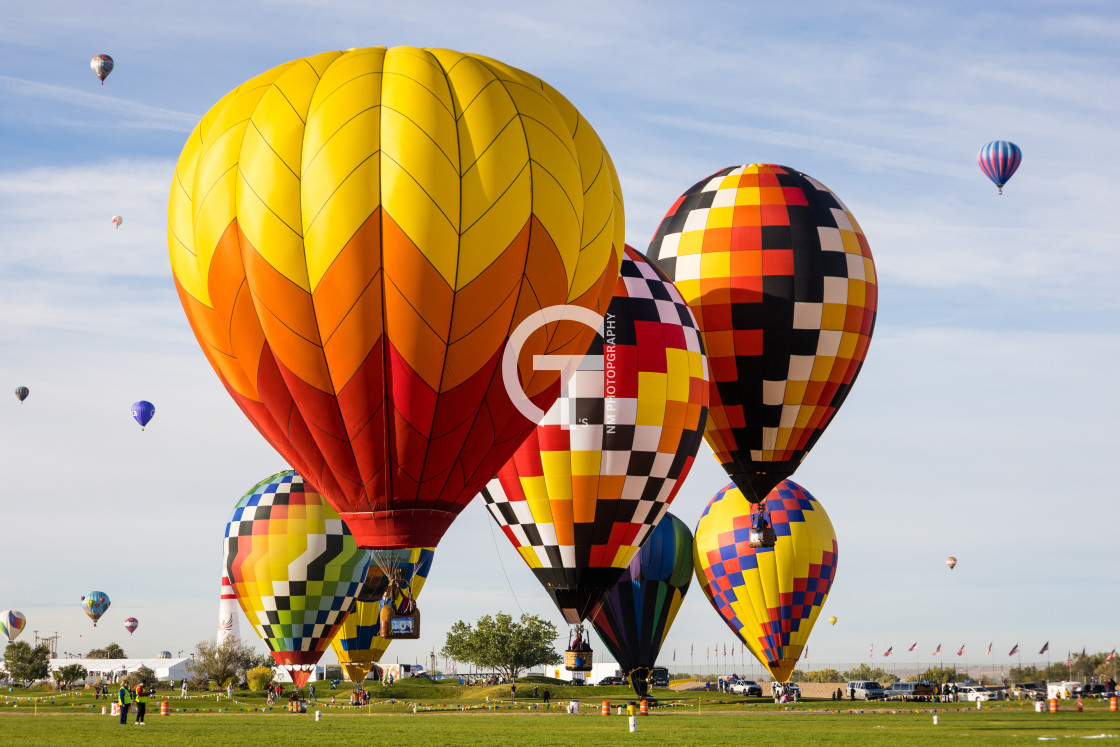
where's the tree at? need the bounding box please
[86,642,127,659]
[4,642,50,684]
[841,664,897,684]
[917,666,959,686]
[246,666,275,692]
[791,668,842,683]
[184,636,261,688]
[440,612,562,681]
[127,665,159,691]
[53,664,88,688]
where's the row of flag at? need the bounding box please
[871,642,1117,663]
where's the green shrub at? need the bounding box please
[246,666,275,692]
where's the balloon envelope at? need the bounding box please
[90,54,113,83]
[82,592,111,626]
[647,165,877,502]
[329,546,434,682]
[0,610,26,643]
[224,471,370,689]
[112,215,123,228]
[977,141,1021,193]
[131,400,155,427]
[168,46,625,550]
[946,557,957,569]
[828,616,837,625]
[693,480,838,682]
[484,247,709,622]
[125,617,138,635]
[589,513,693,696]
[14,387,28,402]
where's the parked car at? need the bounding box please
[1012,683,1045,700]
[728,680,763,696]
[597,676,625,686]
[883,682,936,700]
[649,668,670,688]
[960,685,992,702]
[847,681,887,700]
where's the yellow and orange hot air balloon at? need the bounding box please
[694,480,837,682]
[169,47,624,550]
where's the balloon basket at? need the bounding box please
[748,528,776,548]
[565,649,593,672]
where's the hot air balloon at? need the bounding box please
[157,651,172,659]
[14,387,29,402]
[124,617,139,636]
[90,54,113,84]
[946,556,957,570]
[977,141,1021,195]
[224,471,370,689]
[81,591,111,626]
[647,165,877,544]
[588,513,693,697]
[112,215,123,229]
[482,246,709,628]
[693,480,838,683]
[329,547,434,682]
[131,400,155,429]
[0,610,27,643]
[168,46,625,552]
[828,616,837,626]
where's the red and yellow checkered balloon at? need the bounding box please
[647,165,876,502]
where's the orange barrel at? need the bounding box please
[602,700,610,716]
[1049,698,1058,713]
[1077,696,1084,713]
[1110,696,1117,712]
[160,701,170,716]
[639,699,649,716]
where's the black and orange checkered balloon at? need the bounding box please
[647,165,877,502]
[484,247,709,623]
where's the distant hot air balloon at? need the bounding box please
[111,215,123,229]
[588,513,693,697]
[694,480,838,683]
[168,46,625,552]
[329,547,435,683]
[977,141,1022,195]
[224,471,370,689]
[131,400,154,429]
[124,617,139,636]
[946,556,957,570]
[483,247,709,625]
[1,610,27,643]
[81,592,111,626]
[14,387,29,402]
[157,651,172,659]
[90,54,113,84]
[647,165,877,545]
[828,616,838,626]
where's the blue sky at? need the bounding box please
[1,1,1117,675]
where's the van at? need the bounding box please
[846,681,886,700]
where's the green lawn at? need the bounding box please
[0,691,1117,746]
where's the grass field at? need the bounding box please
[0,682,1117,746]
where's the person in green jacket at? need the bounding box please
[134,682,148,725]
[118,681,132,725]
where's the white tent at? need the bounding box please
[49,657,191,683]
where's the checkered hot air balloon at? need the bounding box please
[693,480,838,683]
[168,47,625,552]
[223,471,370,689]
[588,512,693,698]
[647,165,877,506]
[0,610,26,643]
[328,547,434,683]
[483,247,709,623]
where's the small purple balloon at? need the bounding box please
[131,400,155,428]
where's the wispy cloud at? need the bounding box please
[0,74,196,131]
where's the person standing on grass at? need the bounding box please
[310,684,316,703]
[118,680,132,725]
[134,682,148,725]
[227,681,234,700]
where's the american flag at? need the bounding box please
[1039,641,1049,655]
[690,644,693,658]
[870,643,874,658]
[1081,647,1087,660]
[932,644,942,655]
[673,650,676,662]
[1066,652,1071,667]
[723,644,727,658]
[707,647,710,661]
[1106,649,1116,664]
[957,645,966,656]
[985,642,993,656]
[908,642,918,652]
[883,646,894,657]
[804,647,809,660]
[1008,644,1020,656]
[731,645,735,657]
